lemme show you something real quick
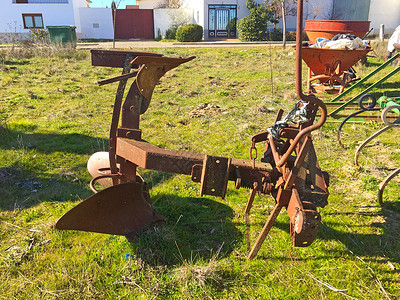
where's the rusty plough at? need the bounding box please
[56,0,329,259]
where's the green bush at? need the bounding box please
[285,31,308,42]
[237,13,268,41]
[237,1,276,42]
[266,28,283,41]
[176,24,203,42]
[286,31,296,41]
[165,27,177,40]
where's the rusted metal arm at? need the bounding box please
[247,202,283,259]
[98,71,138,86]
[354,104,400,167]
[116,138,275,198]
[378,167,400,206]
[277,0,328,169]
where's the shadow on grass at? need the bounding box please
[0,127,107,155]
[317,204,400,264]
[0,127,109,210]
[0,163,92,211]
[1,126,240,264]
[256,202,400,266]
[1,59,31,66]
[127,193,240,266]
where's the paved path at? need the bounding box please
[76,40,295,49]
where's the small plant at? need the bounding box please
[30,29,49,44]
[2,75,14,86]
[216,90,229,97]
[176,24,203,42]
[362,175,379,191]
[266,28,283,41]
[165,27,177,39]
[286,31,297,41]
[155,28,162,41]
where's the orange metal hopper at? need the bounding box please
[302,46,372,94]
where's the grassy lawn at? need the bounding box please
[0,43,399,299]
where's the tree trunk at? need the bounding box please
[281,0,286,49]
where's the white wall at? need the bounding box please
[137,0,162,9]
[79,7,113,39]
[183,0,204,26]
[276,0,334,32]
[0,0,88,43]
[369,0,400,34]
[153,8,193,38]
[0,3,74,32]
[73,0,88,36]
[304,0,333,21]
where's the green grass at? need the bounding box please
[0,43,399,299]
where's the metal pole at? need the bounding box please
[113,8,116,49]
[380,24,385,42]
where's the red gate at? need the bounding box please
[114,9,154,40]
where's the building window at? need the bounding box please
[93,23,100,28]
[22,14,44,29]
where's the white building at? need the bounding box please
[368,0,400,34]
[139,0,400,39]
[138,0,334,39]
[2,0,399,43]
[138,0,251,39]
[0,0,113,43]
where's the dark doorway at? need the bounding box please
[208,5,237,38]
[114,9,154,40]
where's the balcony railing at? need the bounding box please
[13,0,68,3]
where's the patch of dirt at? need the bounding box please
[208,77,224,86]
[186,90,200,97]
[189,103,223,118]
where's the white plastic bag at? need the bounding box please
[311,37,368,50]
[388,26,400,53]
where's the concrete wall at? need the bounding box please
[271,0,334,32]
[73,0,88,36]
[137,0,163,9]
[79,7,113,39]
[369,0,400,34]
[332,0,370,21]
[304,0,333,20]
[153,8,193,38]
[182,0,204,28]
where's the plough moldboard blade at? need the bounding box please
[55,182,164,235]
